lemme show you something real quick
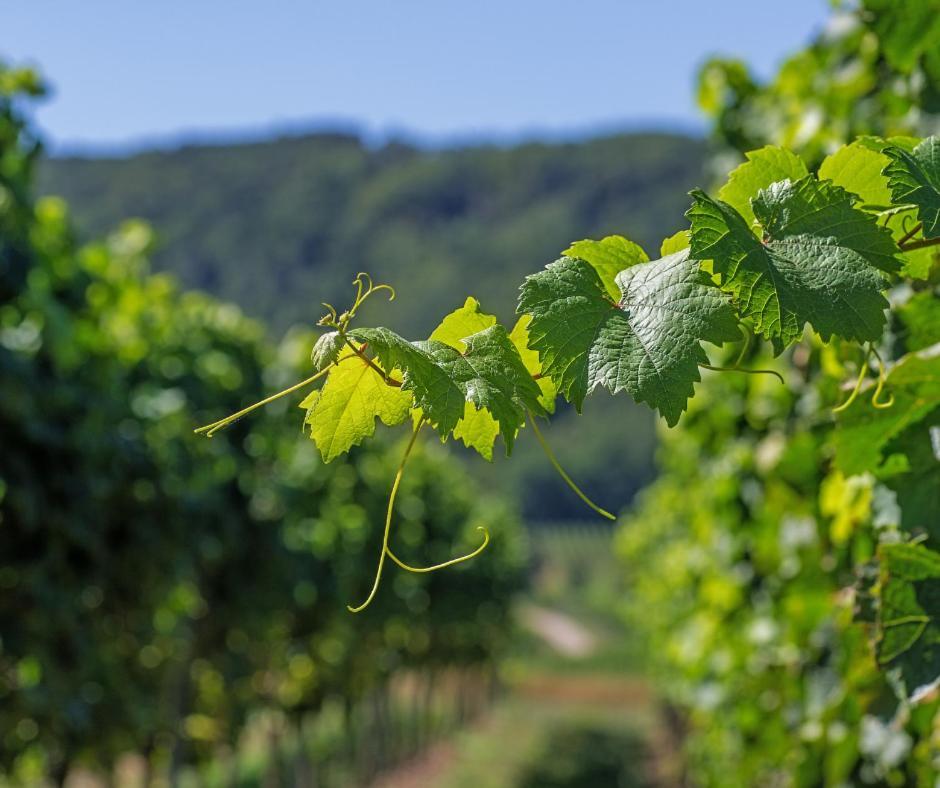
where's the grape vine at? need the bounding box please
[198,135,940,698]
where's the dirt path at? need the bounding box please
[517,603,600,657]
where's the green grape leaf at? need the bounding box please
[689,176,895,351]
[884,136,940,239]
[660,230,690,256]
[833,343,940,476]
[564,235,648,300]
[310,330,345,372]
[428,296,499,459]
[348,326,466,436]
[428,296,496,350]
[451,404,499,460]
[876,542,940,703]
[819,140,892,207]
[418,325,546,453]
[350,324,545,452]
[718,145,808,229]
[509,314,556,413]
[518,249,739,426]
[820,138,937,279]
[306,347,412,462]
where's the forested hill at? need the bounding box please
[39,131,707,338]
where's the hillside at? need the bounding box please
[39,131,707,337]
[38,131,707,519]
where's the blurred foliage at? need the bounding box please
[0,61,526,784]
[618,1,940,784]
[698,0,940,170]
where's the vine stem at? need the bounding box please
[348,420,424,613]
[343,338,402,387]
[898,234,940,252]
[194,365,333,437]
[526,410,616,521]
[699,363,785,385]
[387,526,490,573]
[897,221,923,247]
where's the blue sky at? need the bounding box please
[4,0,830,152]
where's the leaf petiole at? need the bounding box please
[527,410,616,521]
[699,362,785,385]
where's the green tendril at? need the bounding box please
[347,420,424,614]
[194,365,333,437]
[734,324,752,368]
[387,526,490,573]
[318,275,397,331]
[870,347,894,410]
[699,363,785,386]
[527,410,616,521]
[832,346,872,414]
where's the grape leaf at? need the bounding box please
[429,296,499,459]
[689,176,895,351]
[819,140,892,207]
[884,136,940,239]
[564,235,648,300]
[718,145,808,229]
[429,296,496,350]
[348,326,466,436]
[518,249,739,426]
[660,230,690,256]
[820,138,937,279]
[833,343,940,476]
[418,325,546,452]
[350,324,545,451]
[305,347,412,462]
[876,542,940,703]
[509,314,556,413]
[310,331,345,372]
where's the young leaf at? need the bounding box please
[518,249,739,426]
[564,235,648,300]
[689,176,896,352]
[884,136,940,239]
[306,347,412,462]
[876,542,940,704]
[311,330,345,372]
[718,145,808,229]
